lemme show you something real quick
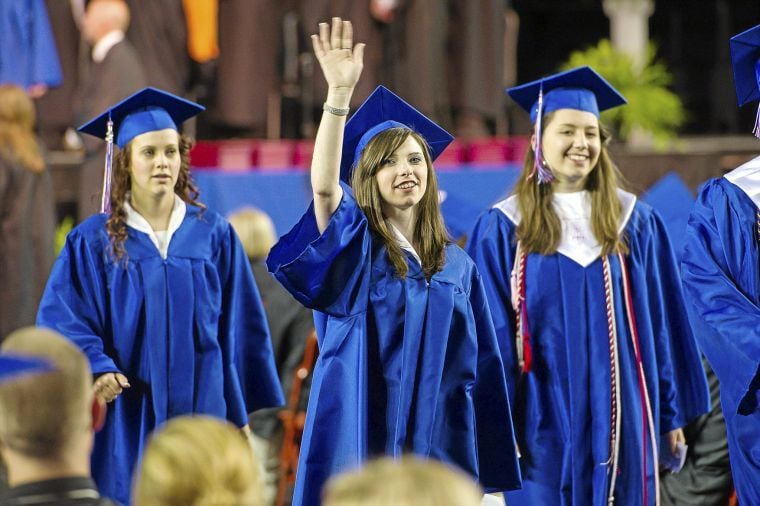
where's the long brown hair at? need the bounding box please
[105,133,206,262]
[515,112,627,256]
[0,85,45,173]
[351,128,450,279]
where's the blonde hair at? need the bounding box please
[0,85,45,173]
[323,456,483,506]
[350,128,450,279]
[515,112,627,255]
[133,416,263,506]
[228,207,277,261]
[0,327,92,458]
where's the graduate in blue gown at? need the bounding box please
[266,18,520,506]
[467,67,710,505]
[0,0,62,96]
[36,88,284,506]
[680,24,760,505]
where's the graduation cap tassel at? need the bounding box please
[101,116,114,214]
[754,103,760,139]
[531,84,554,184]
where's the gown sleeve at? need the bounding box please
[629,206,710,432]
[217,224,285,420]
[266,182,371,318]
[29,0,62,87]
[36,228,119,374]
[470,268,522,491]
[681,179,760,415]
[466,209,519,405]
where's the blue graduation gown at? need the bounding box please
[37,207,284,506]
[467,197,709,505]
[0,0,62,88]
[267,185,521,506]
[680,172,760,505]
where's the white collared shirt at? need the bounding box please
[92,30,124,63]
[494,189,637,267]
[725,155,760,210]
[388,221,422,266]
[124,195,186,259]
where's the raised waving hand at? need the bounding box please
[310,18,366,232]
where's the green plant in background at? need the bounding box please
[54,215,74,256]
[561,39,685,147]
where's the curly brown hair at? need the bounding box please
[105,133,205,262]
[351,127,450,279]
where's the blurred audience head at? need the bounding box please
[228,207,277,262]
[82,0,131,45]
[0,84,44,172]
[0,327,104,484]
[322,456,483,506]
[133,415,263,506]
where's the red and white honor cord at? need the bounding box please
[617,251,659,506]
[512,248,659,506]
[602,255,622,505]
[511,242,533,374]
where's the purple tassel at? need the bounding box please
[754,103,760,140]
[101,117,114,214]
[531,84,554,184]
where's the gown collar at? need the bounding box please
[724,155,760,210]
[388,221,422,266]
[124,194,186,259]
[494,189,636,267]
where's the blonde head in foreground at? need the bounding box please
[133,415,263,506]
[322,456,483,506]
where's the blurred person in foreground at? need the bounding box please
[133,415,264,506]
[0,326,113,506]
[0,84,55,339]
[322,456,483,506]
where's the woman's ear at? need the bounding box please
[530,133,537,151]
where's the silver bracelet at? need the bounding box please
[323,103,350,116]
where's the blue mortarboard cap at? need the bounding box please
[730,24,760,106]
[340,86,454,182]
[0,355,52,383]
[507,66,627,123]
[78,87,205,149]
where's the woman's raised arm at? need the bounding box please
[309,17,365,232]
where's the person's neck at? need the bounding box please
[130,191,175,231]
[383,206,416,247]
[4,447,91,487]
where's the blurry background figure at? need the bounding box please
[373,0,506,138]
[0,85,55,340]
[0,327,112,506]
[34,0,82,150]
[0,0,62,98]
[297,1,383,110]
[322,456,484,506]
[206,0,284,139]
[125,0,189,97]
[73,0,146,220]
[133,415,264,506]
[228,206,315,505]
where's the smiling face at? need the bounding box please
[374,135,429,214]
[539,108,601,192]
[128,128,181,203]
